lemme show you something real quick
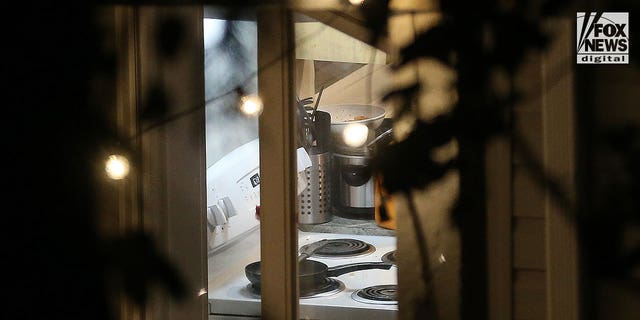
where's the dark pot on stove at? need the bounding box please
[245,260,393,290]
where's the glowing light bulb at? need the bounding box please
[349,0,364,5]
[105,154,130,180]
[239,94,263,117]
[342,123,369,147]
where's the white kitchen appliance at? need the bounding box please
[208,230,398,320]
[206,138,312,251]
[206,136,398,319]
[206,139,261,251]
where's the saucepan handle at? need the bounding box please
[326,262,394,278]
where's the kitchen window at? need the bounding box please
[204,5,398,320]
[109,3,581,320]
[111,4,413,320]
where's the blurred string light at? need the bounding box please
[348,0,364,5]
[343,123,369,147]
[239,94,264,117]
[105,154,130,180]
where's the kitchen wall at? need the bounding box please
[293,15,393,109]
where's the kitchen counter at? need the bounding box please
[298,215,395,236]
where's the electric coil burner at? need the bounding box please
[381,250,396,264]
[352,284,398,305]
[300,238,375,258]
[245,279,345,299]
[209,232,398,320]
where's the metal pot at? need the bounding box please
[245,260,393,290]
[318,104,385,132]
[317,104,386,151]
[332,153,375,219]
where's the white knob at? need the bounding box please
[206,207,216,228]
[218,197,237,218]
[207,204,228,226]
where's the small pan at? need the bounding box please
[245,259,393,290]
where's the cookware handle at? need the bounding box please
[298,239,329,262]
[326,262,394,277]
[367,128,393,148]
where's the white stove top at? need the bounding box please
[208,229,398,320]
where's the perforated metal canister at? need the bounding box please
[298,152,332,224]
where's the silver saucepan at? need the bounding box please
[318,104,385,138]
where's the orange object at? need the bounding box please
[374,175,396,230]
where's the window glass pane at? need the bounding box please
[293,11,398,320]
[204,8,262,318]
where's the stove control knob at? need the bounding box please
[207,204,228,227]
[206,207,216,229]
[218,197,237,218]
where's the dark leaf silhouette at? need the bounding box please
[586,125,640,279]
[372,117,457,194]
[359,0,390,44]
[156,16,187,59]
[381,82,420,118]
[104,232,188,306]
[489,14,548,71]
[399,19,457,67]
[141,82,171,122]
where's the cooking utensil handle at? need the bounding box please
[311,86,325,121]
[298,239,329,262]
[367,128,393,148]
[326,262,394,277]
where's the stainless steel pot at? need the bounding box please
[332,152,375,219]
[317,104,386,153]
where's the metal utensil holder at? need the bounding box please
[298,151,332,224]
